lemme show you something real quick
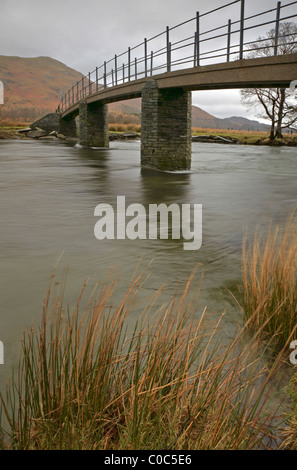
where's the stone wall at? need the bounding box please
[141,80,192,171]
[60,115,77,137]
[30,112,77,137]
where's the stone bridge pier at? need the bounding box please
[141,80,192,171]
[78,99,109,148]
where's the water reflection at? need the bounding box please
[140,166,190,203]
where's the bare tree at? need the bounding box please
[241,22,297,140]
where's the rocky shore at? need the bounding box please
[0,127,76,142]
[20,127,79,142]
[0,129,240,144]
[0,128,141,142]
[192,134,240,144]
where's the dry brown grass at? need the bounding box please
[241,215,297,350]
[0,121,28,128]
[109,123,141,133]
[0,266,283,450]
[192,127,268,136]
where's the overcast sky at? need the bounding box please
[0,0,291,120]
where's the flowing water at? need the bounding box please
[0,138,296,388]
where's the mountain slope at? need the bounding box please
[0,55,83,121]
[191,107,269,131]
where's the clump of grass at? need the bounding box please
[241,216,297,350]
[0,267,282,450]
[109,124,141,133]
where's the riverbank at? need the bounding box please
[192,129,297,146]
[1,125,297,146]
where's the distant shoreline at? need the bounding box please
[1,126,297,147]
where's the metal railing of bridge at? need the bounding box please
[59,0,297,113]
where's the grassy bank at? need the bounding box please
[192,127,269,145]
[108,123,295,145]
[0,266,284,450]
[0,124,29,140]
[191,128,297,146]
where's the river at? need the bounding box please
[0,138,296,385]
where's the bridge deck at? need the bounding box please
[61,54,297,119]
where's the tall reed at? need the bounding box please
[0,267,282,450]
[241,216,297,350]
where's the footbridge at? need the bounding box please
[58,0,297,170]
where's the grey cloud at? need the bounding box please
[0,0,286,119]
[1,0,277,72]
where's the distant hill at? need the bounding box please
[0,55,83,122]
[0,55,268,131]
[215,115,269,131]
[191,106,269,131]
[109,98,269,131]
